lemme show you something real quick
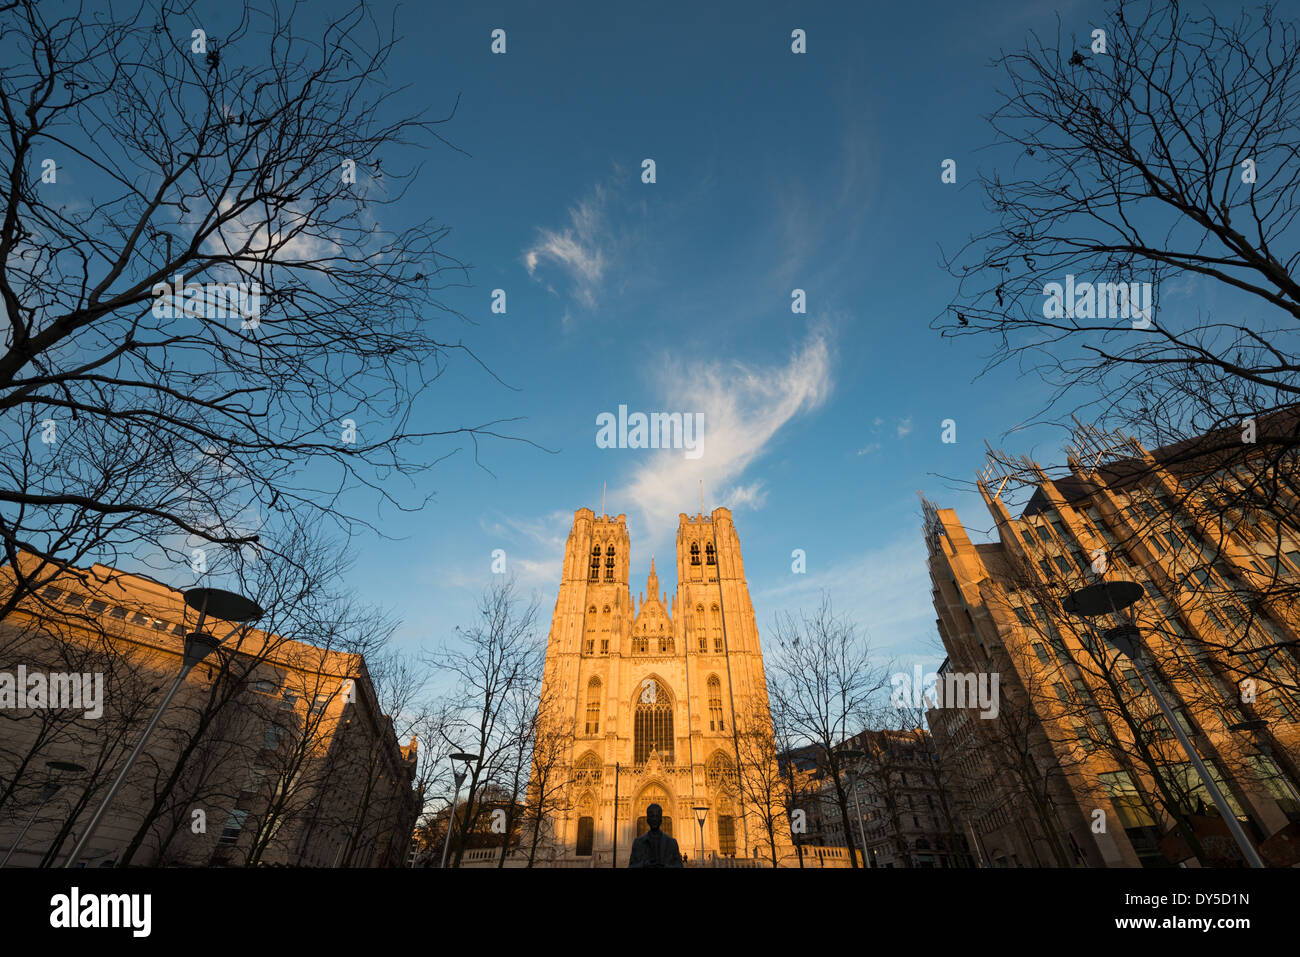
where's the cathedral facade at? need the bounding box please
[538,506,782,864]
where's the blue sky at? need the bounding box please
[177,0,1145,676]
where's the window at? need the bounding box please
[711,605,722,653]
[1033,643,1051,665]
[576,816,594,857]
[1053,682,1071,704]
[280,692,298,711]
[1020,529,1036,550]
[1036,525,1053,543]
[589,546,601,581]
[262,724,284,749]
[658,635,673,653]
[87,599,108,614]
[1247,755,1300,817]
[63,593,85,608]
[600,639,609,654]
[705,542,716,565]
[1038,559,1055,580]
[1053,556,1073,577]
[690,542,700,565]
[249,679,276,694]
[1118,665,1144,696]
[586,638,595,654]
[697,605,706,652]
[707,676,724,731]
[634,690,674,764]
[309,693,330,716]
[41,586,64,601]
[718,815,736,855]
[605,547,616,581]
[585,678,601,735]
[109,606,127,620]
[218,810,248,846]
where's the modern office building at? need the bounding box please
[922,417,1300,867]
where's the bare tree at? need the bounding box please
[0,0,525,621]
[767,594,890,868]
[733,697,790,867]
[521,685,573,867]
[938,0,1300,446]
[424,577,542,867]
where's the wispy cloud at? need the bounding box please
[524,183,613,309]
[615,329,833,538]
[897,416,913,439]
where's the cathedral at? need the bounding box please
[537,505,785,864]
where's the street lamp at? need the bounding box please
[64,586,262,868]
[839,748,870,868]
[693,805,708,862]
[1064,580,1265,869]
[1,761,85,867]
[440,752,479,869]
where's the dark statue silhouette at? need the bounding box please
[627,803,682,868]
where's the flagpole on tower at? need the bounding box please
[602,482,606,518]
[699,479,704,516]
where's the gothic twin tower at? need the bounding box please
[539,506,783,863]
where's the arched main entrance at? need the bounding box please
[633,781,675,839]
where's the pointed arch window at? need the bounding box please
[696,604,707,652]
[605,546,616,580]
[589,546,601,581]
[585,678,601,735]
[706,751,737,791]
[634,685,674,764]
[712,604,723,653]
[706,542,716,565]
[690,542,700,565]
[707,676,724,731]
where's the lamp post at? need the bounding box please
[839,748,870,868]
[439,752,479,869]
[1,761,85,868]
[64,586,262,868]
[1064,580,1265,869]
[693,805,708,863]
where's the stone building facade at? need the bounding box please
[537,506,786,864]
[922,419,1300,867]
[0,556,419,867]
